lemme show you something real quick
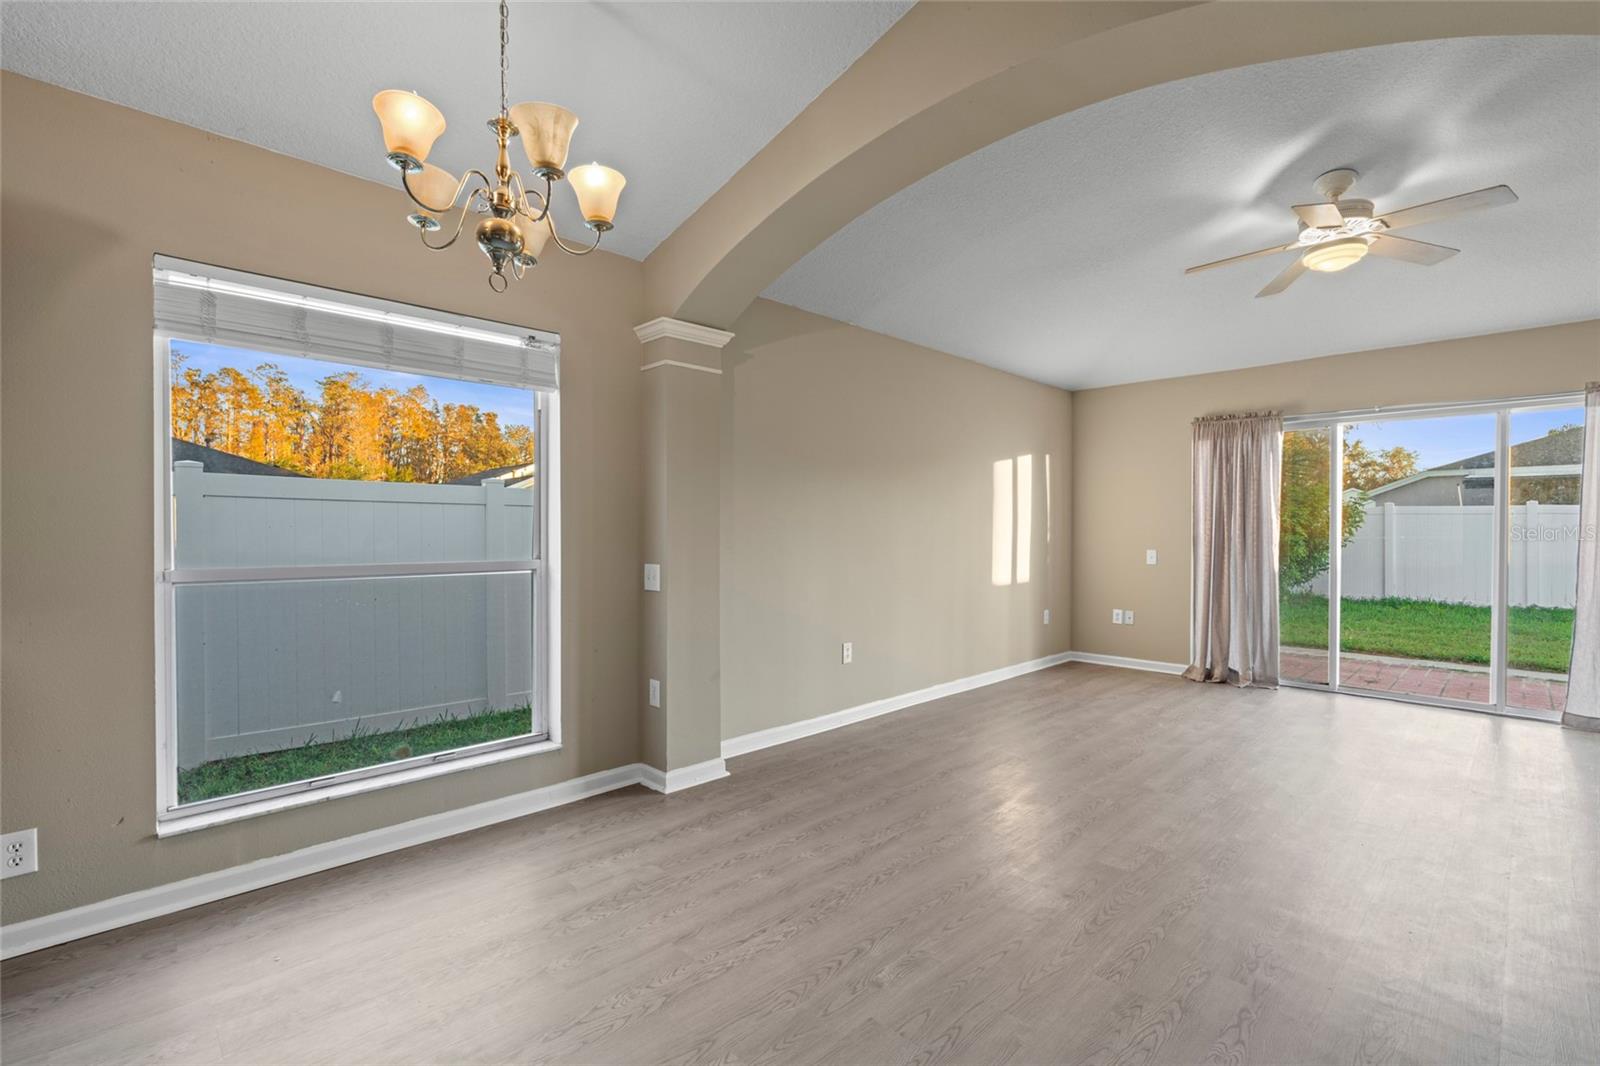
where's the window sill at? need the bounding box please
[156,739,563,837]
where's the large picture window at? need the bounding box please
[153,257,560,825]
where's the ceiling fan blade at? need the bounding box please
[1255,257,1307,298]
[1367,233,1459,265]
[1375,185,1517,232]
[1185,242,1297,275]
[1291,202,1343,228]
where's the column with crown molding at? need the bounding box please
[634,317,734,789]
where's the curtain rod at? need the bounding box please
[1192,410,1280,425]
[1282,390,1586,428]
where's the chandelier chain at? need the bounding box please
[499,0,509,119]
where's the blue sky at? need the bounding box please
[1349,405,1580,469]
[170,340,535,429]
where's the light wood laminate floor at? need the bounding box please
[4,663,1598,1064]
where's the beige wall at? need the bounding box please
[1070,320,1600,666]
[0,74,646,924]
[720,300,1073,740]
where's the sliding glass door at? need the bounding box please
[1505,404,1584,716]
[1279,396,1584,722]
[1335,413,1497,706]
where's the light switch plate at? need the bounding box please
[648,678,661,708]
[1124,610,1135,626]
[1043,608,1051,625]
[1146,549,1158,565]
[643,563,661,592]
[1112,609,1124,625]
[841,641,853,665]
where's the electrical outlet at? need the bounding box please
[1124,609,1135,626]
[1112,609,1124,625]
[1146,549,1158,565]
[1043,608,1051,625]
[643,563,661,592]
[2,828,38,879]
[841,641,853,665]
[647,678,661,708]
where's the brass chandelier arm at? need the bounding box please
[419,185,492,251]
[509,172,555,224]
[402,166,495,215]
[518,171,563,222]
[542,211,604,256]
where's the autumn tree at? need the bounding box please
[1343,438,1421,492]
[170,354,534,484]
[1279,429,1390,593]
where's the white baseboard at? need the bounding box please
[722,651,1076,759]
[719,649,1188,761]
[1065,651,1187,675]
[638,757,729,794]
[0,762,655,960]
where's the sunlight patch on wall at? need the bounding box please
[992,459,1013,586]
[1016,454,1033,584]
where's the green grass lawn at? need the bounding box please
[178,705,533,804]
[1279,593,1574,673]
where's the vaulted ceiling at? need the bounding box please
[765,35,1600,388]
[0,0,910,260]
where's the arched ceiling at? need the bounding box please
[0,1,911,261]
[643,1,1597,335]
[765,35,1600,388]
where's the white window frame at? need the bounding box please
[1278,390,1582,722]
[152,322,562,835]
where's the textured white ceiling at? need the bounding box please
[0,0,909,260]
[766,36,1600,390]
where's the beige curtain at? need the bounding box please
[1184,412,1282,687]
[1562,382,1600,730]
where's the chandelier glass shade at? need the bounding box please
[373,90,447,164]
[570,163,627,226]
[372,1,626,292]
[508,102,579,175]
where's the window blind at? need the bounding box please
[152,255,559,391]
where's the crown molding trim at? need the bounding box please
[641,359,722,376]
[633,317,736,349]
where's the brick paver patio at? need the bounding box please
[1280,648,1568,714]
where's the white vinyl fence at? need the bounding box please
[173,461,536,768]
[1306,501,1581,608]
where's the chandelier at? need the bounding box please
[371,0,626,292]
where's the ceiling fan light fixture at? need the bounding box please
[1186,171,1514,295]
[1301,236,1369,273]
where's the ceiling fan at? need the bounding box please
[1185,168,1517,297]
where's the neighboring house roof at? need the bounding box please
[171,437,306,477]
[448,462,536,487]
[1365,465,1582,498]
[1364,426,1584,497]
[1448,425,1583,471]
